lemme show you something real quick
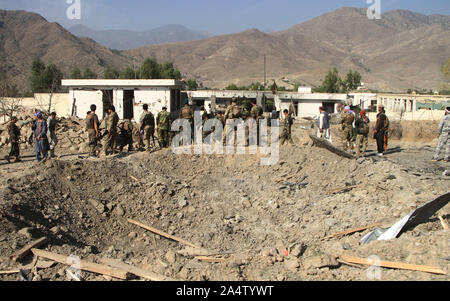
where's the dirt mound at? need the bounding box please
[0,142,448,281]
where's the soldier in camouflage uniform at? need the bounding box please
[280,109,295,146]
[223,98,242,145]
[250,99,263,145]
[340,106,355,151]
[355,110,370,158]
[5,116,21,163]
[139,104,156,150]
[104,106,120,156]
[179,98,194,144]
[157,106,171,148]
[118,119,134,152]
[86,105,100,157]
[432,107,450,162]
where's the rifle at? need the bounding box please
[95,130,109,143]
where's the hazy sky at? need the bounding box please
[1,0,449,34]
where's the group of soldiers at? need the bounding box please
[339,104,390,158]
[85,104,173,157]
[4,111,59,163]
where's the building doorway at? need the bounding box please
[322,102,335,114]
[102,90,113,118]
[123,90,134,119]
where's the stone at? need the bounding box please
[178,198,188,208]
[50,226,60,234]
[114,205,125,217]
[18,227,33,238]
[291,243,307,258]
[303,254,340,270]
[165,251,177,264]
[128,232,137,239]
[284,259,300,271]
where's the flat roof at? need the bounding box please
[62,79,184,88]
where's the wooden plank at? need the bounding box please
[323,223,382,240]
[309,134,356,159]
[10,237,48,262]
[195,256,226,263]
[128,219,200,249]
[0,270,19,275]
[439,216,449,230]
[328,185,361,194]
[100,258,177,281]
[31,249,130,280]
[341,255,446,275]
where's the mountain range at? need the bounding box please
[68,24,213,50]
[0,7,449,93]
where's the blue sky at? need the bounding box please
[1,0,449,34]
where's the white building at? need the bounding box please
[62,79,184,119]
[188,90,347,118]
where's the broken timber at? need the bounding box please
[100,258,177,281]
[10,237,48,262]
[439,216,449,230]
[127,219,201,249]
[195,256,227,263]
[31,249,130,280]
[328,185,362,194]
[309,134,356,159]
[323,223,382,240]
[340,255,446,275]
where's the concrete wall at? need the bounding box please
[367,109,446,121]
[134,88,172,121]
[1,94,70,118]
[71,90,103,119]
[32,94,71,116]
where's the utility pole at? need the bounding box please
[264,54,266,89]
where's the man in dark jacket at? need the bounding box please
[374,105,389,157]
[34,112,50,162]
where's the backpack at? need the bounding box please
[123,120,131,132]
[85,114,94,130]
[358,120,370,135]
[232,105,241,118]
[181,106,192,119]
[142,113,154,127]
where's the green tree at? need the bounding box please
[120,67,137,79]
[140,58,161,79]
[186,79,198,91]
[70,67,82,79]
[318,68,343,93]
[225,83,239,90]
[160,62,182,80]
[29,59,63,93]
[104,66,120,79]
[344,70,361,91]
[82,68,98,79]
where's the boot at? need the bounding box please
[4,155,10,163]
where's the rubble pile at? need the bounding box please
[0,128,448,281]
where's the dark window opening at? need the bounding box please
[123,90,134,119]
[322,102,335,114]
[102,90,114,118]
